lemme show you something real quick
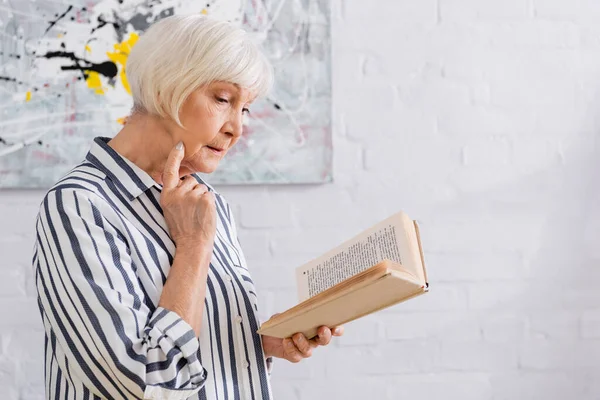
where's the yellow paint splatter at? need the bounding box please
[201,9,208,15]
[86,71,105,95]
[85,45,91,53]
[25,91,32,102]
[57,33,64,38]
[106,32,139,95]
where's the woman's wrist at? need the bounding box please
[175,241,212,265]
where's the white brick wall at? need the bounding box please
[2,0,600,398]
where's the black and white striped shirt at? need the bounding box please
[32,136,273,400]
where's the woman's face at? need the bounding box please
[172,81,254,174]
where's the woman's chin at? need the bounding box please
[191,161,219,175]
[182,154,220,175]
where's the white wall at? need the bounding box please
[2,0,600,398]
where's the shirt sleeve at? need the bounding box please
[33,189,207,400]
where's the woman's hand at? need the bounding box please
[160,141,216,252]
[262,324,344,363]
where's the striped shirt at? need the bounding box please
[32,136,274,400]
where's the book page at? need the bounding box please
[295,211,423,302]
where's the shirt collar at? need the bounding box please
[85,136,163,201]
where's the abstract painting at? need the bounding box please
[0,0,331,188]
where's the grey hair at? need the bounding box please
[126,14,274,126]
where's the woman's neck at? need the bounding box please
[107,113,176,186]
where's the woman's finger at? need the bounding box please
[291,333,313,357]
[310,326,332,346]
[332,325,344,336]
[162,141,185,190]
[191,182,209,195]
[178,175,198,191]
[283,338,304,363]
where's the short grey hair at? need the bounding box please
[126,14,274,126]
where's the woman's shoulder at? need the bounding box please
[40,161,113,208]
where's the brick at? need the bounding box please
[18,386,45,400]
[0,267,26,298]
[237,192,295,229]
[519,340,577,370]
[0,358,19,400]
[519,340,600,370]
[4,329,45,362]
[268,352,325,380]
[0,202,40,237]
[364,136,462,183]
[331,136,362,174]
[345,0,438,24]
[437,341,519,371]
[289,185,371,229]
[298,376,390,399]
[249,265,296,291]
[491,371,582,400]
[529,311,580,340]
[511,137,564,174]
[467,282,530,310]
[383,283,468,312]
[480,313,526,342]
[489,71,578,108]
[440,0,531,21]
[327,341,438,375]
[334,83,396,123]
[461,135,512,167]
[336,314,383,347]
[0,299,40,328]
[486,22,580,49]
[436,103,536,137]
[390,373,492,400]
[581,310,600,339]
[235,230,269,259]
[385,311,481,341]
[269,227,359,258]
[534,0,600,21]
[346,105,436,142]
[269,382,300,400]
[425,251,524,282]
[0,237,34,269]
[397,77,471,114]
[16,360,44,388]
[422,210,545,253]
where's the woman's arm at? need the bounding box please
[34,189,208,400]
[158,242,211,337]
[157,141,216,337]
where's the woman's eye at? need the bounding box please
[217,97,229,104]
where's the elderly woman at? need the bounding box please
[32,14,342,400]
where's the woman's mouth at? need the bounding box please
[206,146,224,155]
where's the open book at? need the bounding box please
[257,211,429,339]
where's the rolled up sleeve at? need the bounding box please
[33,189,207,400]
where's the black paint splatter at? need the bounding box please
[90,14,121,36]
[37,51,118,82]
[44,6,73,35]
[274,103,281,110]
[0,76,23,85]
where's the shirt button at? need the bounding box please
[242,360,249,368]
[235,315,243,324]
